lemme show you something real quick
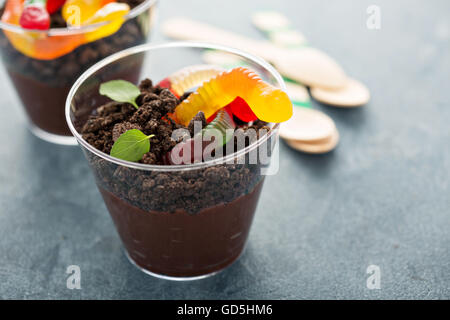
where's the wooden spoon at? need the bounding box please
[162,18,348,90]
[285,129,339,154]
[279,107,336,142]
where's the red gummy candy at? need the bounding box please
[47,0,66,14]
[20,5,50,30]
[156,78,180,98]
[158,78,171,89]
[207,97,258,123]
[227,96,257,122]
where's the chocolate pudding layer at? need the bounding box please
[0,1,154,137]
[100,180,264,278]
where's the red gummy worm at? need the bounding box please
[46,0,66,14]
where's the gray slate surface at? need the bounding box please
[0,0,449,299]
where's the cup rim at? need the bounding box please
[66,41,286,172]
[0,0,157,36]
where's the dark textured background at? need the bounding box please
[0,0,449,299]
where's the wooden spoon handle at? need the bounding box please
[162,17,348,90]
[162,18,282,61]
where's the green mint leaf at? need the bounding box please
[99,80,140,109]
[110,129,155,162]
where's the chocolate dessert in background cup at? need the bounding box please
[66,42,292,280]
[0,0,157,145]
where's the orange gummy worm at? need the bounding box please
[174,67,293,126]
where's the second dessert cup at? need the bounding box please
[66,42,285,280]
[0,0,157,144]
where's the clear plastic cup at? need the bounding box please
[66,42,286,280]
[0,0,157,145]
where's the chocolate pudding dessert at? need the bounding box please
[0,0,155,140]
[78,78,271,277]
[69,63,292,278]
